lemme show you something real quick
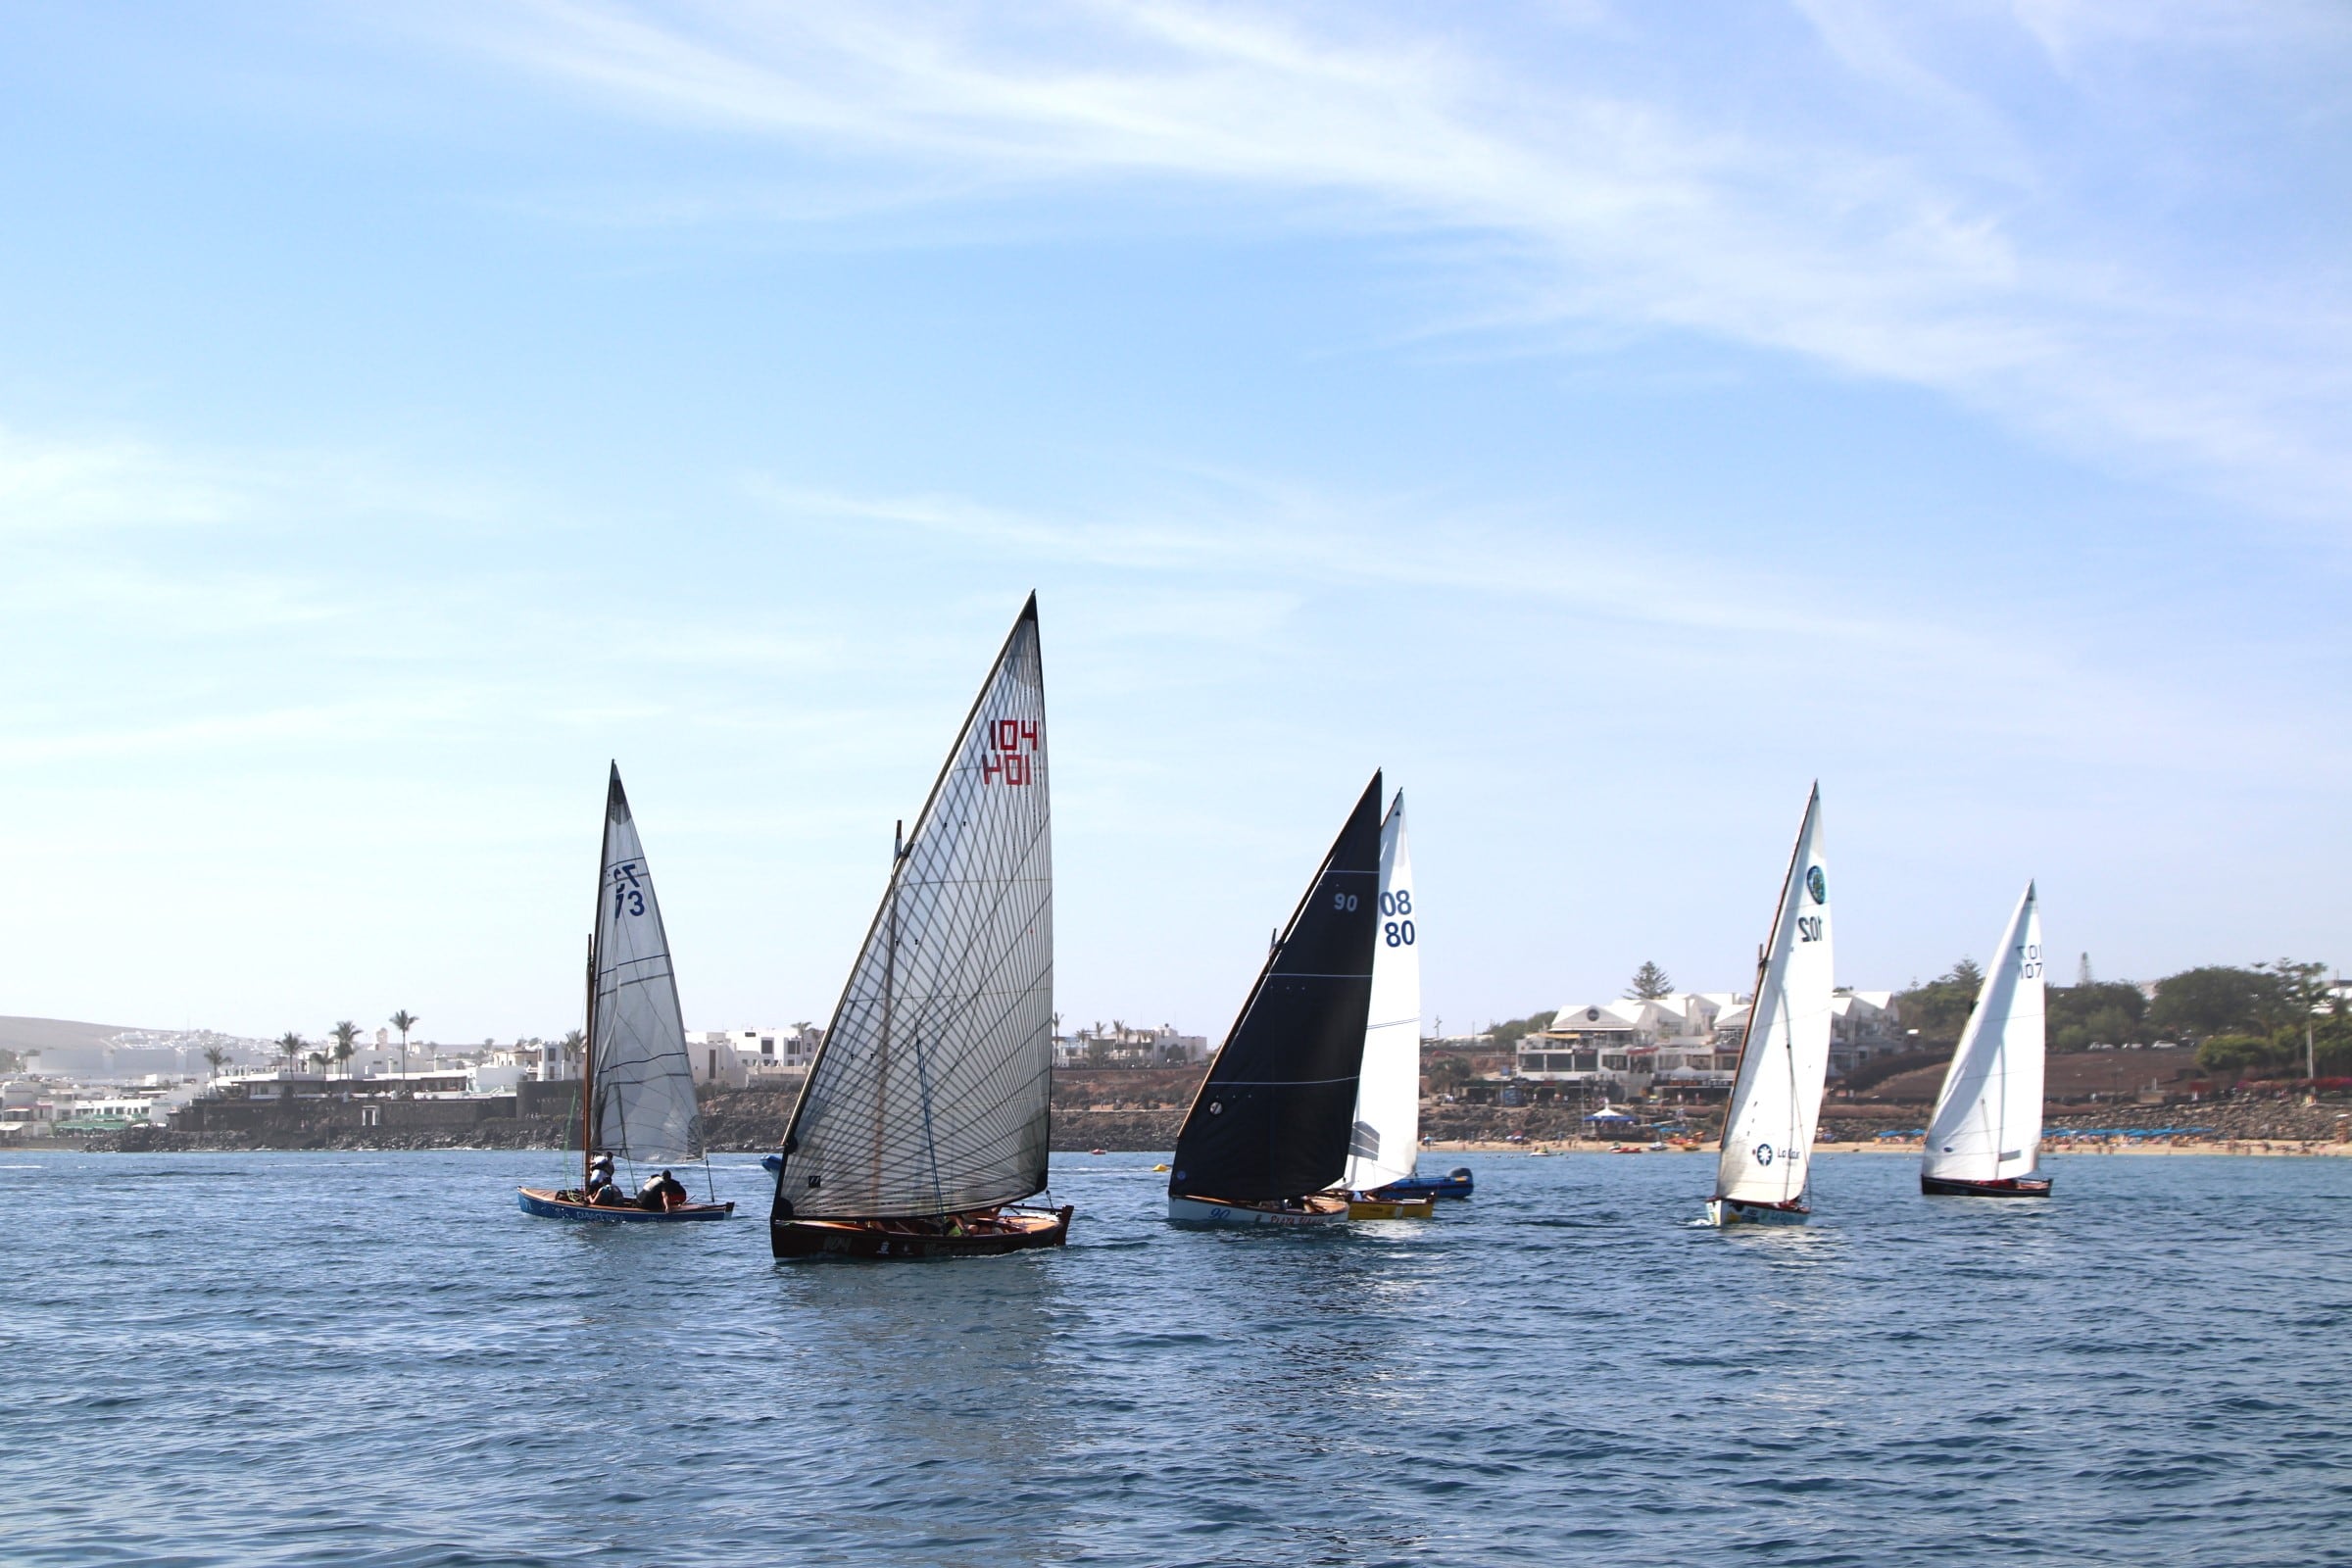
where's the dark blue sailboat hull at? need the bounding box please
[517,1188,734,1222]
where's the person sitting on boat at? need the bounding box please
[637,1169,690,1212]
[583,1154,619,1203]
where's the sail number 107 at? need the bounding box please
[2017,942,2041,979]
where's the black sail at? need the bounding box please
[1168,772,1384,1202]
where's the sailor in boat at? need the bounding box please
[637,1169,689,1212]
[582,1153,619,1204]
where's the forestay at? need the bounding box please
[775,597,1053,1220]
[1714,785,1834,1207]
[590,766,701,1165]
[1923,884,2045,1184]
[1342,792,1421,1193]
[1170,773,1384,1203]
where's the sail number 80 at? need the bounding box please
[1379,890,1414,947]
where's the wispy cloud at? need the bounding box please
[422,0,2352,523]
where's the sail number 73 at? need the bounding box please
[612,860,646,918]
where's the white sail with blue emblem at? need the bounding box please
[1713,786,1833,1208]
[1923,885,2045,1185]
[588,765,701,1166]
[1342,792,1420,1193]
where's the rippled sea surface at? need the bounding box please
[6,1150,2350,1567]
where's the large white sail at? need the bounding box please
[589,766,701,1165]
[1714,786,1834,1207]
[1342,792,1421,1192]
[1923,884,2045,1184]
[775,598,1053,1220]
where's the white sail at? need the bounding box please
[1342,792,1421,1192]
[589,767,701,1165]
[1714,786,1834,1207]
[776,599,1053,1220]
[1923,884,2045,1184]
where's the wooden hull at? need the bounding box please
[516,1188,735,1222]
[1367,1168,1474,1201]
[1704,1196,1810,1228]
[1344,1194,1436,1220]
[1921,1173,2052,1198]
[1167,1193,1350,1227]
[769,1204,1073,1259]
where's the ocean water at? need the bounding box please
[4,1149,2348,1568]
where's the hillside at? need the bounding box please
[0,1015,142,1059]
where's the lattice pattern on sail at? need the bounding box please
[778,604,1053,1219]
[590,768,702,1165]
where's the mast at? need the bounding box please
[579,930,596,1191]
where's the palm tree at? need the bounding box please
[201,1045,228,1082]
[276,1032,305,1074]
[307,1050,329,1073]
[561,1029,585,1076]
[390,1009,417,1080]
[330,1020,361,1079]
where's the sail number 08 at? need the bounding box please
[1380,888,1414,948]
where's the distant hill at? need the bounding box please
[0,1016,143,1057]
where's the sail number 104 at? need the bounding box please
[982,717,1041,786]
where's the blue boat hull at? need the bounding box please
[1367,1167,1474,1201]
[516,1188,734,1222]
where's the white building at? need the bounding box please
[1053,1022,1209,1069]
[692,1026,822,1084]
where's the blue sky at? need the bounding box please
[0,2,2345,1045]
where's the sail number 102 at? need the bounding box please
[983,717,1040,786]
[1795,916,1823,943]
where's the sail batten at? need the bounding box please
[1924,884,2045,1184]
[588,766,701,1167]
[774,600,1053,1221]
[1713,786,1834,1207]
[1170,774,1385,1203]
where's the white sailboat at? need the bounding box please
[1922,883,2050,1198]
[1705,784,1834,1228]
[519,765,733,1222]
[1336,792,1437,1218]
[768,595,1067,1258]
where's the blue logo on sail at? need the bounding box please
[1754,1143,1774,1166]
[1806,866,1826,905]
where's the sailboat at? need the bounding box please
[1704,784,1833,1228]
[1922,883,2050,1198]
[1334,791,1439,1219]
[1168,772,1385,1227]
[768,596,1068,1259]
[519,765,734,1222]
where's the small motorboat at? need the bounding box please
[771,1204,1073,1258]
[1368,1167,1475,1201]
[518,1188,734,1222]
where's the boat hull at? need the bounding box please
[1366,1167,1474,1201]
[1704,1196,1810,1228]
[1921,1173,2052,1198]
[516,1188,735,1222]
[1167,1193,1350,1227]
[1344,1194,1436,1220]
[769,1204,1073,1259]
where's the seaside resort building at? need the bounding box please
[1514,990,1903,1102]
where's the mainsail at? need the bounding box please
[1169,773,1384,1203]
[772,596,1053,1221]
[1341,791,1420,1192]
[1923,884,2045,1185]
[588,765,701,1166]
[1714,785,1834,1207]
